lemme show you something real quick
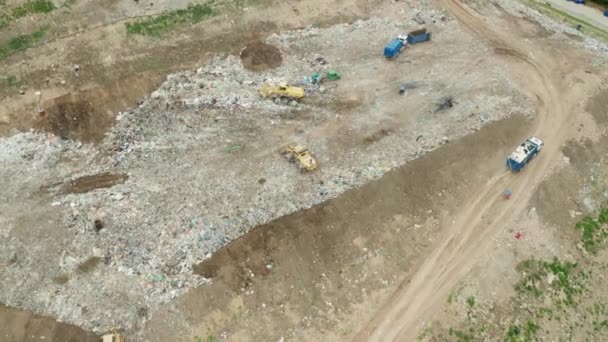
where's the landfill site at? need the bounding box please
[3,0,608,340]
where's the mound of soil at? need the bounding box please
[43,96,108,143]
[0,304,99,342]
[240,41,283,71]
[31,72,164,143]
[63,172,129,194]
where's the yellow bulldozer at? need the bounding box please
[259,82,305,101]
[282,144,318,172]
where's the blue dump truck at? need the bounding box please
[384,28,431,58]
[507,137,544,172]
[407,28,432,44]
[384,37,407,58]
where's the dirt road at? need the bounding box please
[355,1,599,340]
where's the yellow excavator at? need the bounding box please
[282,144,318,172]
[259,82,305,101]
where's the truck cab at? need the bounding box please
[384,38,406,58]
[507,137,544,172]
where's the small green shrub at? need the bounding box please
[506,321,540,342]
[448,327,474,342]
[466,296,476,308]
[575,208,608,254]
[12,0,56,18]
[0,0,56,29]
[5,75,21,87]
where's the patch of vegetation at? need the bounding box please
[591,302,608,316]
[5,75,21,87]
[534,307,553,320]
[506,321,540,342]
[125,4,215,36]
[0,26,49,59]
[515,258,585,307]
[544,258,583,306]
[575,207,608,254]
[466,296,476,308]
[417,326,432,341]
[448,283,465,304]
[514,259,544,298]
[12,0,56,17]
[448,293,455,304]
[594,319,608,332]
[448,327,475,342]
[426,211,608,342]
[230,0,257,6]
[0,0,56,28]
[59,0,77,9]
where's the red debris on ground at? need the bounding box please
[515,232,523,240]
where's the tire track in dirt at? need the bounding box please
[354,1,583,340]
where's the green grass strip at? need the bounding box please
[125,4,215,36]
[0,26,49,60]
[0,0,56,29]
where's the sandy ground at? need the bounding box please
[2,0,608,341]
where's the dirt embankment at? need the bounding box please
[240,41,283,71]
[0,304,99,342]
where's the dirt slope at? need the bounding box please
[355,1,604,340]
[0,304,98,342]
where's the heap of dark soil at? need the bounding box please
[240,41,283,71]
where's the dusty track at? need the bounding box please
[355,1,591,340]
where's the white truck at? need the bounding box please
[507,137,544,172]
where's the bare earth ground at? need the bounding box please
[0,304,98,342]
[2,0,608,341]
